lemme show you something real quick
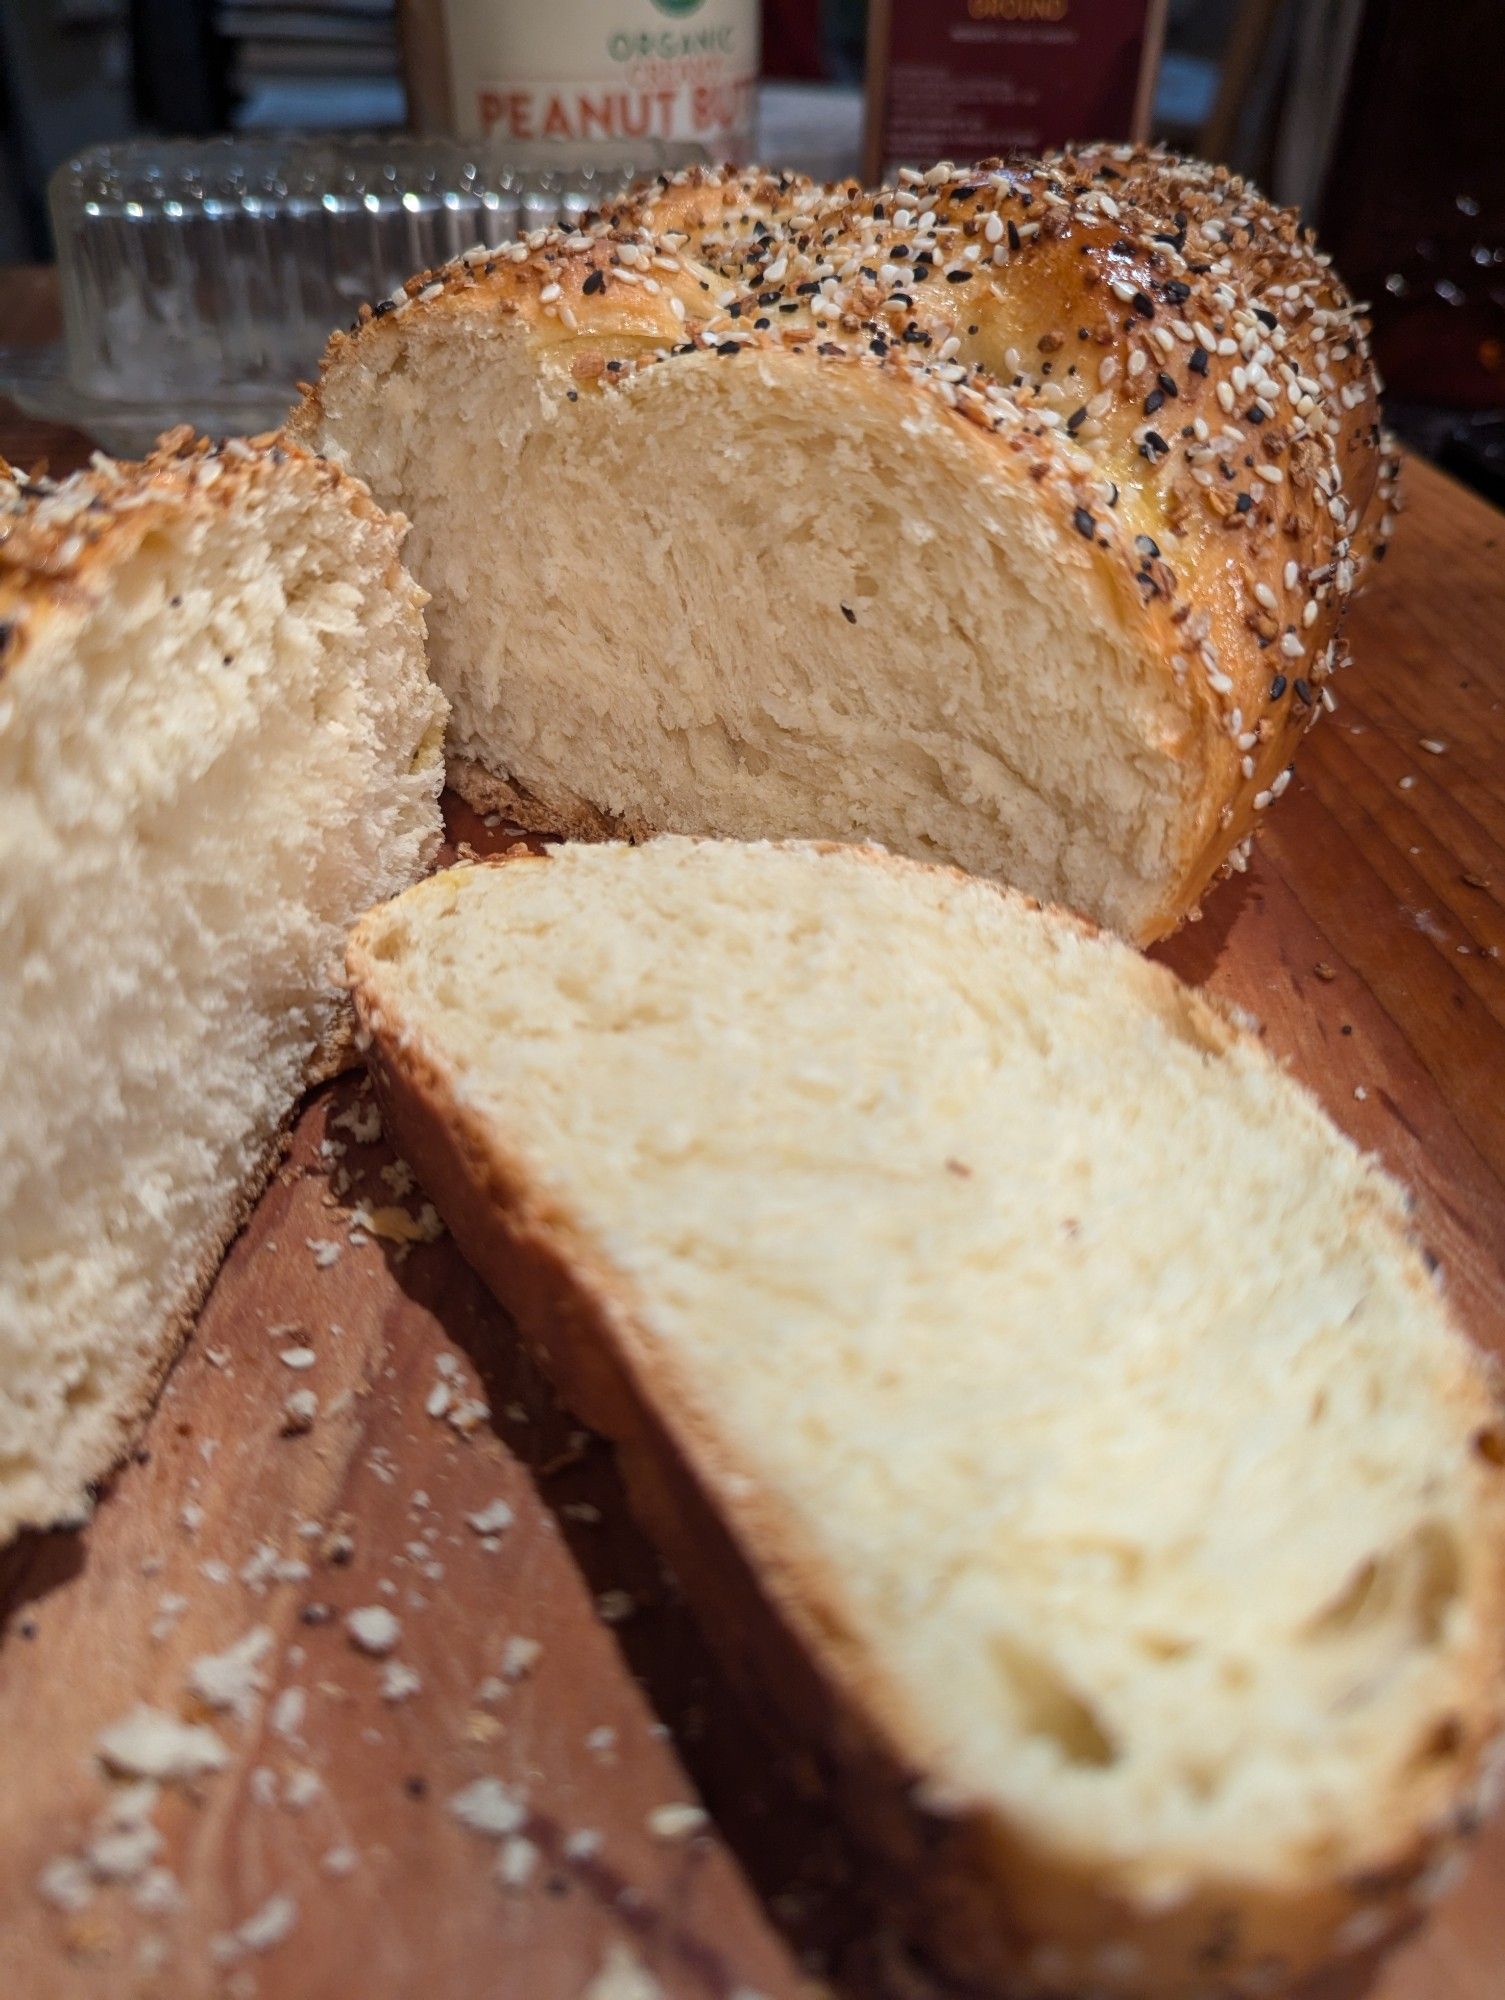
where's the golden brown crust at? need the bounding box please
[294,148,1397,943]
[348,845,1505,1999]
[0,426,405,689]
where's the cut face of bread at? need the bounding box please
[294,149,1393,945]
[0,436,446,1538]
[349,839,1505,1998]
[308,342,1201,941]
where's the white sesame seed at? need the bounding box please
[984,214,1005,243]
[1284,559,1299,589]
[1127,350,1147,378]
[1255,463,1285,484]
[1303,598,1319,627]
[538,283,561,304]
[1280,632,1305,659]
[1255,582,1279,611]
[1254,789,1274,810]
[1216,381,1235,412]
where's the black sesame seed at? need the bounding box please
[1294,678,1313,705]
[1164,279,1191,302]
[1067,405,1087,434]
[1073,506,1096,539]
[945,269,972,283]
[1157,371,1178,399]
[1245,406,1265,424]
[889,292,913,308]
[582,269,605,295]
[717,341,742,356]
[779,301,799,313]
[1235,492,1253,513]
[566,389,579,402]
[1134,533,1161,559]
[1141,430,1169,458]
[372,298,396,317]
[757,289,781,306]
[727,302,743,318]
[902,324,928,343]
[1105,482,1119,507]
[1007,221,1021,252]
[841,603,857,623]
[404,1775,429,1799]
[795,280,819,296]
[1131,290,1155,318]
[754,316,770,330]
[1189,345,1209,374]
[1254,307,1277,329]
[1143,389,1165,415]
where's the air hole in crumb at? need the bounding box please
[990,1637,1118,1767]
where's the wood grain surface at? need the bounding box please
[2,274,1504,2000]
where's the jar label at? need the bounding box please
[442,0,760,149]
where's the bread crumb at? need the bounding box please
[270,1687,306,1740]
[466,1498,515,1536]
[380,1660,422,1703]
[331,1098,382,1144]
[279,1346,318,1371]
[345,1606,401,1657]
[132,1867,183,1915]
[211,1891,298,1964]
[497,1834,539,1887]
[186,1625,273,1717]
[582,1943,665,2000]
[96,1706,229,1782]
[282,1387,319,1433]
[501,1637,541,1680]
[283,1768,322,1811]
[37,1857,94,1912]
[450,1776,528,1836]
[646,1803,707,1842]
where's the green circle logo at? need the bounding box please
[652,0,705,13]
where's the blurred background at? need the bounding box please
[0,0,1501,495]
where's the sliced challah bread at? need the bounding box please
[349,838,1505,2000]
[293,148,1396,944]
[0,432,446,1538]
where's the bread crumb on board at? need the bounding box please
[95,1706,229,1782]
[345,1605,401,1656]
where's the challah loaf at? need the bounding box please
[294,148,1395,943]
[349,837,1505,2000]
[0,432,446,1537]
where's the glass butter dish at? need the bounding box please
[0,135,704,455]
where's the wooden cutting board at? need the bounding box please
[2,335,1504,2000]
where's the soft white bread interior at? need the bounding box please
[349,838,1505,1999]
[0,432,447,1539]
[294,148,1395,944]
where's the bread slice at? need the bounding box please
[349,838,1505,1998]
[0,431,447,1539]
[292,148,1395,945]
